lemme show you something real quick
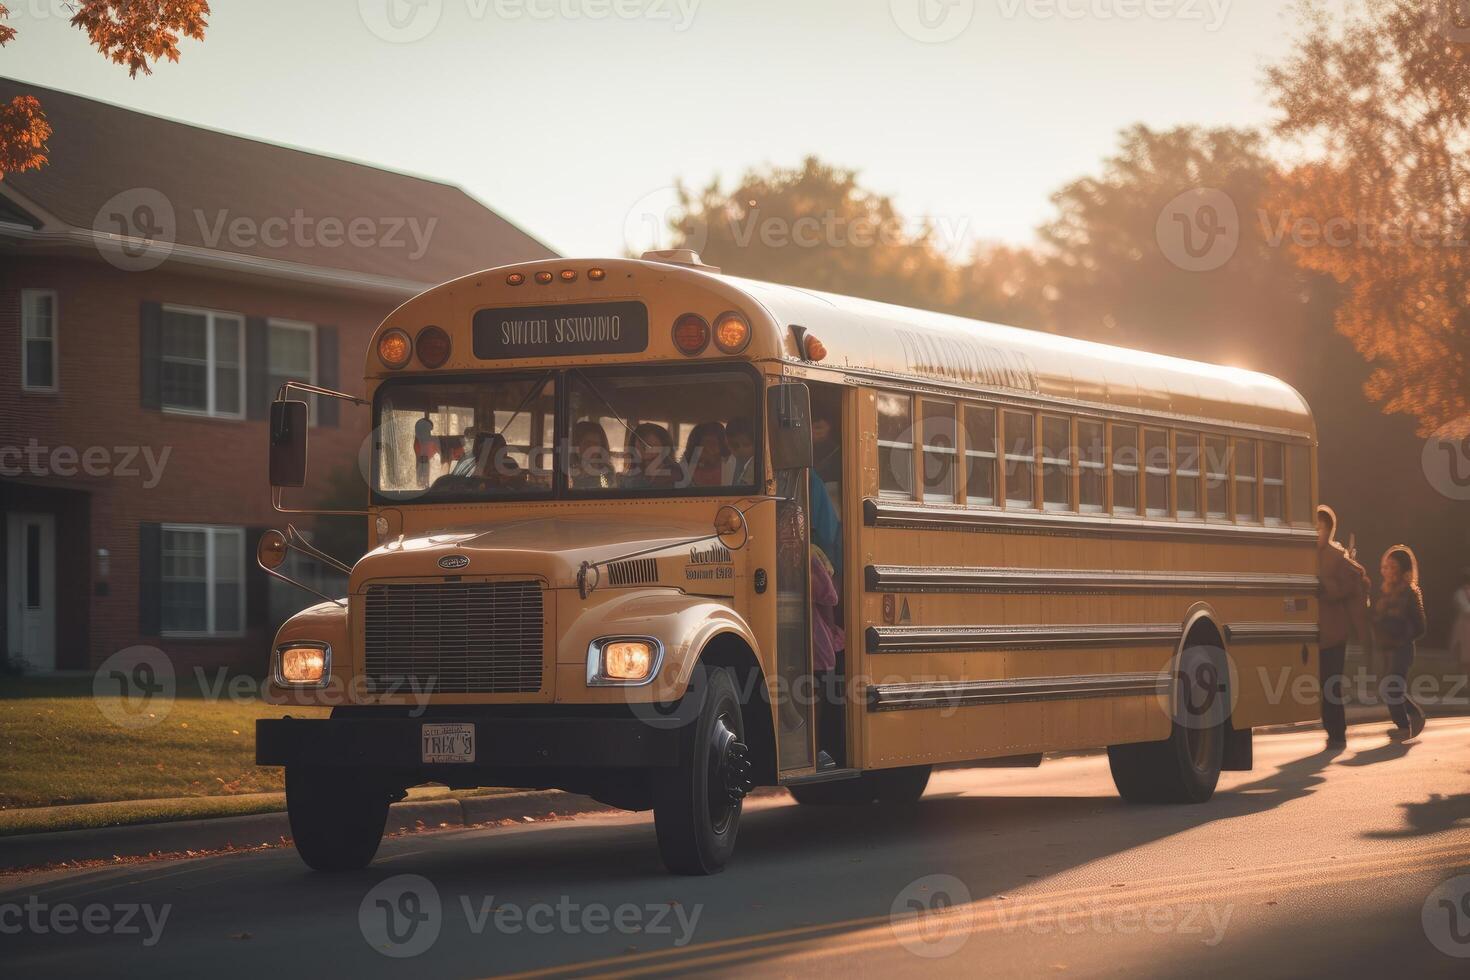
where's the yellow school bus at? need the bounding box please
[255,249,1320,875]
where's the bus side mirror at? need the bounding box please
[766,383,813,471]
[269,400,309,488]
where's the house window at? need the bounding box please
[877,392,914,499]
[1175,432,1202,519]
[1262,442,1286,525]
[964,404,997,506]
[1111,423,1139,515]
[21,289,58,391]
[920,400,957,504]
[1234,438,1258,522]
[1144,427,1171,518]
[161,525,245,636]
[1002,410,1036,509]
[268,319,317,421]
[1204,434,1229,519]
[1041,415,1073,512]
[1077,418,1105,513]
[161,306,245,418]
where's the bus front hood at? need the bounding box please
[352,515,730,591]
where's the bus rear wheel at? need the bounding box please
[872,764,931,804]
[653,665,751,875]
[285,766,392,871]
[1107,719,1224,804]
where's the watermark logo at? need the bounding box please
[92,646,176,730]
[1423,874,1470,958]
[1422,419,1470,501]
[1167,643,1238,733]
[1156,187,1239,272]
[360,874,443,958]
[623,186,707,256]
[359,0,444,42]
[891,873,974,958]
[93,188,176,272]
[0,440,171,488]
[891,0,975,43]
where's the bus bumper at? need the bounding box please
[256,715,682,770]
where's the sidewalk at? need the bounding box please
[0,788,615,873]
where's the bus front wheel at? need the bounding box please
[653,665,751,875]
[285,766,392,871]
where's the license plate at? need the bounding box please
[421,723,475,764]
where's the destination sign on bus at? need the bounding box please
[472,302,649,359]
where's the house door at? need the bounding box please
[6,512,56,672]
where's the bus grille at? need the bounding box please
[363,581,544,695]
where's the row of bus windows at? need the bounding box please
[876,392,1313,525]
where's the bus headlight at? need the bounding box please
[273,642,331,687]
[587,637,663,686]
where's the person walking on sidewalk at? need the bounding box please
[1372,545,1428,741]
[1316,505,1371,748]
[1451,567,1470,668]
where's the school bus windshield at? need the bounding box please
[372,366,761,503]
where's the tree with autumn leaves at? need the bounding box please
[1266,0,1470,438]
[0,0,208,176]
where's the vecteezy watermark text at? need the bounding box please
[0,440,171,489]
[0,897,171,948]
[359,875,702,958]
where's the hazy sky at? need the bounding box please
[3,0,1301,258]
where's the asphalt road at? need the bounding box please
[5,717,1470,979]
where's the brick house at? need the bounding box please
[0,79,555,674]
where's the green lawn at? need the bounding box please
[0,675,327,811]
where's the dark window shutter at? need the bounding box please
[138,522,162,636]
[246,526,272,630]
[140,302,162,409]
[317,325,340,427]
[246,316,270,420]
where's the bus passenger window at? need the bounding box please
[1077,419,1105,513]
[1041,415,1073,512]
[921,401,957,504]
[1144,427,1171,518]
[964,405,997,507]
[1003,411,1035,509]
[1175,432,1201,519]
[1262,442,1285,525]
[1288,444,1312,525]
[1111,424,1138,515]
[877,393,914,499]
[1233,438,1258,522]
[1204,435,1228,519]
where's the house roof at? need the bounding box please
[0,77,556,288]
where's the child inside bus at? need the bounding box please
[725,416,756,486]
[684,421,730,488]
[622,423,677,489]
[570,420,614,490]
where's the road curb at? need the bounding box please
[0,790,612,872]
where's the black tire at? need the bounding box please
[1110,640,1230,804]
[653,665,749,875]
[789,776,875,806]
[872,764,931,804]
[285,766,392,871]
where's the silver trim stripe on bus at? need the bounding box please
[864,565,1318,596]
[865,622,1319,654]
[863,498,1318,544]
[867,672,1171,712]
[1225,622,1320,644]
